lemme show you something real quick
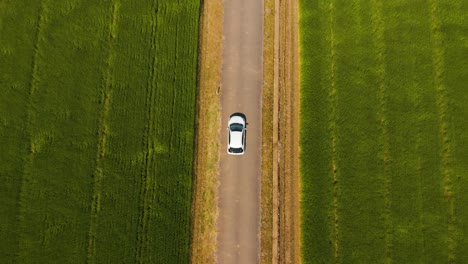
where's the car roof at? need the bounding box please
[229,131,244,148]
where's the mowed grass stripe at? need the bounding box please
[332,0,387,261]
[1,0,200,263]
[326,0,340,260]
[88,2,199,262]
[136,1,164,261]
[404,30,431,261]
[299,0,335,261]
[17,0,48,261]
[15,1,113,262]
[429,0,457,261]
[0,1,43,261]
[383,0,442,262]
[429,0,453,198]
[86,1,120,263]
[437,1,468,260]
[299,0,468,263]
[369,0,393,261]
[91,2,156,262]
[135,2,158,261]
[150,3,199,261]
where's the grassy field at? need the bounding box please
[0,0,200,263]
[299,0,467,263]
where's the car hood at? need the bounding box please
[228,115,245,126]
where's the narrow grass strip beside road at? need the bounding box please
[190,0,223,263]
[277,0,301,262]
[261,0,275,262]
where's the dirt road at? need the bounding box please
[217,0,263,263]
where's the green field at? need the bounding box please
[0,0,200,263]
[300,0,467,263]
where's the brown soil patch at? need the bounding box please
[190,1,223,263]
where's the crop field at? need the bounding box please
[299,0,467,263]
[0,0,200,263]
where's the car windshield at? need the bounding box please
[230,123,243,132]
[229,147,243,153]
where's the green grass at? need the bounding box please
[299,0,468,263]
[0,1,200,263]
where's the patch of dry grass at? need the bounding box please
[190,1,223,263]
[278,0,301,263]
[261,0,275,263]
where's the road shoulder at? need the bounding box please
[190,1,223,263]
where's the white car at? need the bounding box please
[227,114,246,155]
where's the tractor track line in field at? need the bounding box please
[135,2,159,262]
[86,1,120,263]
[414,93,428,264]
[370,0,393,262]
[16,1,48,261]
[28,1,47,97]
[327,1,340,261]
[429,1,457,262]
[170,25,179,151]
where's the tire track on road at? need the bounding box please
[217,0,263,263]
